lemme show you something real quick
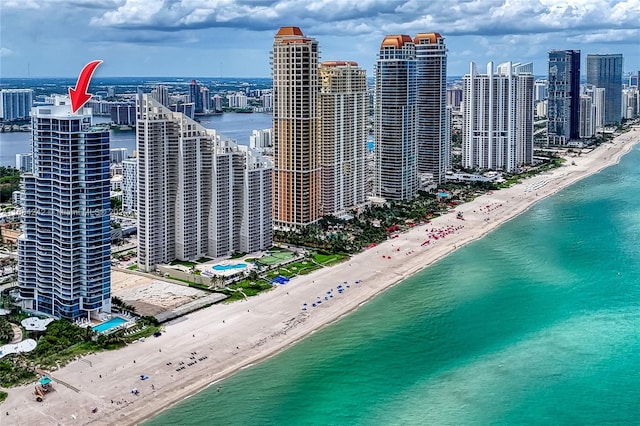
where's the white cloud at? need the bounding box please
[0,47,13,57]
[1,0,41,9]
[567,28,640,43]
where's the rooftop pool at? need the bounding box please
[92,316,127,333]
[213,263,247,271]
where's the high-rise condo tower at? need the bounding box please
[586,54,623,125]
[318,61,368,216]
[18,101,111,320]
[374,35,418,201]
[272,26,320,229]
[415,33,448,183]
[547,50,581,145]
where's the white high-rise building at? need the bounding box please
[585,86,606,131]
[15,153,32,173]
[0,89,33,121]
[261,92,273,110]
[227,92,248,109]
[212,95,222,112]
[319,61,368,216]
[462,61,534,172]
[579,95,596,138]
[249,129,272,150]
[151,85,170,107]
[110,147,128,164]
[534,80,548,102]
[136,94,272,271]
[122,157,137,213]
[622,87,639,119]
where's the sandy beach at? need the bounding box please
[2,127,639,425]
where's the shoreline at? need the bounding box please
[2,127,639,426]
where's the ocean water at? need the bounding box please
[146,145,640,426]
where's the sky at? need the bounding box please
[0,0,638,79]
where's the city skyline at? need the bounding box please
[1,0,638,79]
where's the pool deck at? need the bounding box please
[195,259,256,278]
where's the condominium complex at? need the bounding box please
[586,54,623,124]
[621,87,639,119]
[122,157,137,213]
[584,86,606,130]
[271,26,320,229]
[18,102,111,320]
[462,62,534,172]
[374,33,449,200]
[547,50,581,145]
[249,128,272,150]
[136,94,272,272]
[15,153,32,173]
[374,35,418,201]
[318,61,368,216]
[579,94,596,138]
[150,84,170,107]
[0,89,33,121]
[414,33,448,184]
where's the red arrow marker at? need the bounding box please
[69,60,103,113]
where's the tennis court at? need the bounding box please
[258,249,297,265]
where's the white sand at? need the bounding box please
[2,127,639,425]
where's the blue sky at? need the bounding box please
[1,0,638,78]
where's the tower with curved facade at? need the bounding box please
[18,101,111,320]
[374,35,418,201]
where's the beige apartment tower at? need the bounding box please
[272,26,320,229]
[319,61,368,216]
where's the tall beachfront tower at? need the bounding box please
[272,26,320,229]
[547,49,581,145]
[462,62,534,172]
[414,33,448,184]
[586,54,623,125]
[18,101,111,321]
[318,61,368,216]
[136,94,272,272]
[374,35,418,201]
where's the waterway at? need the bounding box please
[0,112,273,167]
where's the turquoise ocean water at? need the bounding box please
[147,145,640,426]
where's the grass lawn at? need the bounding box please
[170,260,197,268]
[313,252,349,266]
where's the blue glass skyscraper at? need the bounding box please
[189,80,204,114]
[547,50,581,145]
[18,102,111,320]
[586,54,623,125]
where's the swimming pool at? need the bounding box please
[92,317,127,333]
[212,263,247,271]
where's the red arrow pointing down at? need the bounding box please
[69,60,103,113]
